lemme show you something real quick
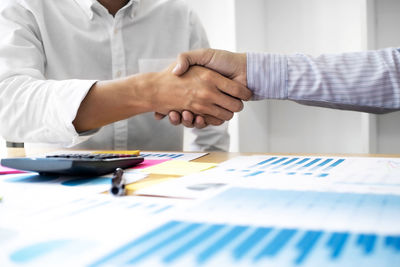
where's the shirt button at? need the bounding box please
[114,28,118,35]
[116,70,122,78]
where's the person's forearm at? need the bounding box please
[249,48,400,113]
[0,75,97,145]
[73,74,153,132]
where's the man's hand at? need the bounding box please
[154,49,249,128]
[149,64,251,124]
[173,48,247,86]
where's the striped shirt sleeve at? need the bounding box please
[247,48,400,114]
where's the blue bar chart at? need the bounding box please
[89,220,400,267]
[186,187,400,233]
[224,156,346,178]
[141,153,185,159]
[139,152,206,161]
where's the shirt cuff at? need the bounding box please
[67,128,100,148]
[48,79,98,147]
[247,52,288,100]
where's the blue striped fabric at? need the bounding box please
[247,48,400,113]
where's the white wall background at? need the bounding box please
[0,137,5,155]
[374,0,400,153]
[186,0,400,154]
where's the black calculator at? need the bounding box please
[1,153,144,176]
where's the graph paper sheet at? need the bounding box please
[137,155,400,198]
[87,187,400,267]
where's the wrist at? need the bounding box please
[121,73,156,113]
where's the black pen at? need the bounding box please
[110,168,125,196]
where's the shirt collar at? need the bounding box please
[73,0,141,20]
[73,0,96,20]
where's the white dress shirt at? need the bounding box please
[0,0,229,151]
[247,48,400,113]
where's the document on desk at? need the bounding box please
[0,169,147,195]
[137,155,400,199]
[84,186,400,266]
[0,193,187,231]
[139,151,208,161]
[0,193,190,267]
[142,160,217,176]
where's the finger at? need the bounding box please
[196,80,244,114]
[172,49,215,76]
[154,112,166,120]
[213,91,244,113]
[193,115,207,129]
[168,111,182,126]
[203,115,224,126]
[194,103,234,121]
[214,74,253,101]
[182,110,195,128]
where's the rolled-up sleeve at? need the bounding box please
[0,3,97,146]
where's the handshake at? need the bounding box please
[152,49,251,129]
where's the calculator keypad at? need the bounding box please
[46,154,136,160]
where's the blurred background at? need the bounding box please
[2,0,399,154]
[185,0,400,154]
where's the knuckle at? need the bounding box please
[190,102,200,112]
[202,70,214,81]
[197,89,212,100]
[194,104,207,115]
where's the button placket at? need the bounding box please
[111,13,128,150]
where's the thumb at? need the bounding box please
[172,49,214,76]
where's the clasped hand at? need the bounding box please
[154,49,249,128]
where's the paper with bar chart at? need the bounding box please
[0,194,189,266]
[87,186,400,267]
[0,192,185,231]
[137,155,400,198]
[88,220,400,267]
